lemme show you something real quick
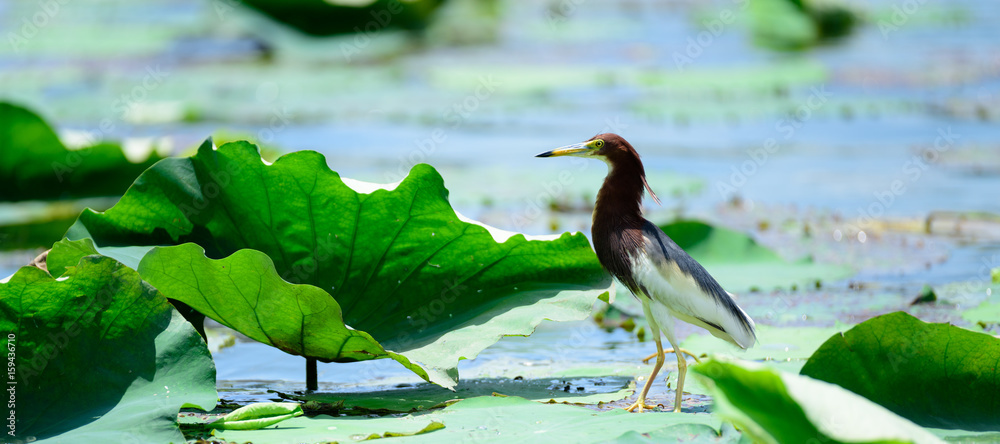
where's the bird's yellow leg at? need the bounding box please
[664,334,687,413]
[625,334,664,413]
[641,349,701,364]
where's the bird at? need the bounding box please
[536,133,757,413]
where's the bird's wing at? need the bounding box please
[631,221,757,349]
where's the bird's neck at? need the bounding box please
[593,165,646,228]
[591,163,648,293]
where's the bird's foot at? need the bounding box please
[624,399,660,413]
[641,348,701,364]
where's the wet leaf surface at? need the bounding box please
[801,312,1000,431]
[692,358,943,444]
[68,140,612,387]
[0,248,216,442]
[210,395,726,444]
[273,376,634,413]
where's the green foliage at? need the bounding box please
[749,0,858,50]
[237,0,444,36]
[279,375,634,413]
[361,421,445,440]
[139,243,427,379]
[964,295,1000,328]
[46,237,100,276]
[0,251,216,442]
[911,284,937,305]
[66,140,612,386]
[606,424,746,444]
[691,358,942,444]
[0,102,163,202]
[208,402,303,430]
[659,220,853,291]
[801,312,1000,431]
[211,395,727,444]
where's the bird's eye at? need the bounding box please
[595,140,604,149]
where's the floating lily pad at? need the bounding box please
[211,395,728,444]
[605,423,746,444]
[66,140,612,387]
[237,0,445,36]
[681,323,851,362]
[961,284,1000,327]
[278,376,634,413]
[660,220,854,292]
[749,0,857,50]
[0,249,217,442]
[801,312,1000,431]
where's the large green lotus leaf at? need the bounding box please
[138,243,426,379]
[660,220,853,291]
[0,253,217,442]
[46,237,101,277]
[277,375,634,413]
[209,395,726,444]
[237,0,444,36]
[800,312,1000,431]
[0,102,163,202]
[66,140,612,387]
[605,423,747,444]
[691,358,943,444]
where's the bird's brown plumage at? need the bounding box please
[586,133,755,345]
[536,132,757,413]
[588,133,656,297]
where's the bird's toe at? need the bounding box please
[624,400,660,413]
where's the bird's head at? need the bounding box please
[534,133,629,162]
[535,133,660,205]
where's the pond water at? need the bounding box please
[2,0,999,412]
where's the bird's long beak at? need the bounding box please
[535,141,597,158]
